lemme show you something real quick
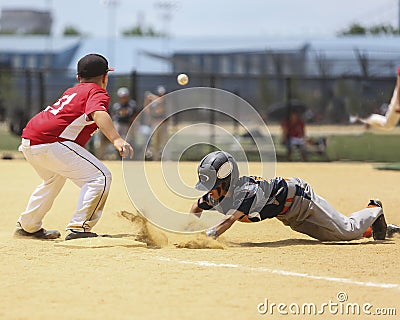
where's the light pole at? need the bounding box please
[102,0,119,64]
[398,0,400,31]
[155,1,177,69]
[45,0,53,69]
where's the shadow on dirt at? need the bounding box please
[231,238,394,247]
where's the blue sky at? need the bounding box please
[0,0,398,38]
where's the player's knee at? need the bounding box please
[94,168,112,192]
[103,168,112,190]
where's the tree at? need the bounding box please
[339,23,367,35]
[122,24,164,37]
[0,28,49,35]
[63,25,81,36]
[0,29,16,35]
[369,24,399,35]
[339,23,399,36]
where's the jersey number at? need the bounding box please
[45,93,77,115]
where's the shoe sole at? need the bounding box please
[386,224,400,238]
[372,214,387,240]
[65,232,98,241]
[14,229,61,240]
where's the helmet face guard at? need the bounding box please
[195,151,239,192]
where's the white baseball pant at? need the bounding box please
[18,139,111,233]
[361,85,400,129]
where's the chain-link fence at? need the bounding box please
[0,68,397,161]
[0,68,395,127]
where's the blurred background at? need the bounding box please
[1,0,400,162]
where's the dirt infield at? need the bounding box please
[0,160,399,319]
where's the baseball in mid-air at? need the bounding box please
[177,73,189,86]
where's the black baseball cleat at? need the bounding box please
[368,199,387,240]
[14,227,61,240]
[367,199,382,208]
[65,230,98,241]
[386,224,400,238]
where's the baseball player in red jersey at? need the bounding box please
[351,66,400,129]
[15,53,133,241]
[190,151,400,241]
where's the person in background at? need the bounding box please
[108,87,140,157]
[144,85,168,160]
[281,109,307,161]
[350,66,400,129]
[110,87,140,140]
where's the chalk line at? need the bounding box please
[154,256,400,290]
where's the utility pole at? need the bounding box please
[45,0,53,69]
[102,0,119,64]
[398,0,400,31]
[155,1,177,71]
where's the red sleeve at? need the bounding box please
[85,89,110,116]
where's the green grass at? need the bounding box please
[374,162,400,171]
[1,126,400,163]
[0,129,20,151]
[326,132,400,162]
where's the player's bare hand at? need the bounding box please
[114,138,134,159]
[120,144,134,158]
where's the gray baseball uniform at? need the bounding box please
[276,178,381,241]
[198,176,382,241]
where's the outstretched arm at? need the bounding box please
[205,209,244,239]
[92,110,134,158]
[190,201,203,218]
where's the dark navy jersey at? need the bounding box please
[197,176,288,222]
[109,100,139,124]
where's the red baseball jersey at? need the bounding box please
[281,119,305,138]
[22,83,110,147]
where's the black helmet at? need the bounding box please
[195,151,239,192]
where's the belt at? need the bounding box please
[21,138,45,146]
[21,138,32,147]
[280,179,297,214]
[18,138,33,151]
[21,138,65,146]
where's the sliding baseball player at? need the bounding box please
[191,151,400,241]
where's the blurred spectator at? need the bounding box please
[10,108,29,136]
[0,97,5,122]
[110,87,140,139]
[91,87,139,159]
[281,110,307,161]
[144,85,168,160]
[325,88,349,124]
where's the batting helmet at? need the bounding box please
[117,87,129,97]
[195,151,239,192]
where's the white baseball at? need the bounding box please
[177,73,189,86]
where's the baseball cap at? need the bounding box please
[77,53,114,78]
